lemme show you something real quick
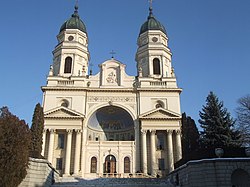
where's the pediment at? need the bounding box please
[139,108,181,120]
[44,106,84,119]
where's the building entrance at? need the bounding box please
[104,155,116,173]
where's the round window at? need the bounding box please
[152,37,158,43]
[61,100,69,108]
[68,35,74,41]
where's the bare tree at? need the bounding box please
[236,94,250,146]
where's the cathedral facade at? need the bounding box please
[42,5,182,178]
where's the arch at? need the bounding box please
[64,57,72,73]
[90,156,97,173]
[231,168,250,186]
[87,103,136,122]
[104,155,116,173]
[153,58,160,75]
[87,105,135,141]
[124,156,130,173]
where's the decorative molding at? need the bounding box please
[88,96,135,102]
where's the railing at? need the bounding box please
[100,173,146,178]
[149,81,167,86]
[57,80,74,86]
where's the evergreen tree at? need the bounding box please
[181,113,200,158]
[199,91,241,148]
[0,106,31,187]
[30,103,44,158]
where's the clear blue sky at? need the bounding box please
[0,0,249,127]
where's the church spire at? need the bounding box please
[148,0,153,18]
[73,0,79,18]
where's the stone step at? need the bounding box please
[53,177,173,187]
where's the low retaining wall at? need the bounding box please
[19,158,59,187]
[167,158,250,187]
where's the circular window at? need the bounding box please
[156,101,164,109]
[152,37,158,43]
[156,103,163,108]
[61,99,69,108]
[68,35,74,41]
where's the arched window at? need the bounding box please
[124,157,130,173]
[153,58,160,75]
[90,157,97,173]
[64,57,72,73]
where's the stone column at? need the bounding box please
[64,129,73,175]
[134,123,140,172]
[81,128,87,177]
[74,130,82,175]
[41,129,47,157]
[48,129,55,164]
[176,130,182,161]
[167,130,174,173]
[150,130,156,176]
[141,129,147,174]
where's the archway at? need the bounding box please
[87,105,135,141]
[104,155,116,173]
[231,168,250,187]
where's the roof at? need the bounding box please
[59,5,87,33]
[139,7,167,35]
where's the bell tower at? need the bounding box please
[136,6,173,78]
[52,5,90,77]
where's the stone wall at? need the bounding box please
[167,158,250,187]
[19,158,59,187]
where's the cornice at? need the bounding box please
[41,86,182,93]
[41,86,136,93]
[44,116,84,120]
[140,117,181,121]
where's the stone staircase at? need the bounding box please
[52,176,174,187]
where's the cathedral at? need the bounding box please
[41,4,182,178]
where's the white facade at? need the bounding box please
[42,6,182,178]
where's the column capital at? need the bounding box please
[175,129,181,135]
[141,129,147,135]
[66,129,73,134]
[43,129,47,133]
[49,129,56,133]
[150,130,156,135]
[76,129,82,134]
[166,130,173,135]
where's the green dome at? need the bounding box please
[139,8,167,35]
[60,6,87,33]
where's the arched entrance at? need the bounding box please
[104,155,116,173]
[231,168,250,186]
